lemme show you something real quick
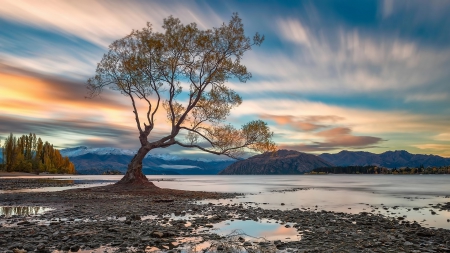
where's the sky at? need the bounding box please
[1,0,450,159]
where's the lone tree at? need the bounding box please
[87,14,276,185]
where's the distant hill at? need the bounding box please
[219,150,334,175]
[62,147,234,175]
[319,150,450,168]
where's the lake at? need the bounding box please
[1,174,450,231]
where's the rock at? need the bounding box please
[417,231,434,237]
[129,214,141,220]
[169,242,179,249]
[36,244,45,251]
[403,241,413,246]
[36,243,50,253]
[151,231,164,238]
[13,249,27,253]
[23,244,35,252]
[243,241,252,246]
[70,245,80,252]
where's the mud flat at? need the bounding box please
[0,181,450,252]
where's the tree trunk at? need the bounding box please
[116,146,155,186]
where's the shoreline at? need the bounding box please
[0,172,74,177]
[1,180,450,252]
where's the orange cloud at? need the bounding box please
[0,66,172,148]
[280,127,383,152]
[259,114,340,131]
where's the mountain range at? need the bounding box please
[60,147,234,175]
[2,146,448,175]
[319,150,450,168]
[219,150,333,175]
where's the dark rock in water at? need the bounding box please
[70,245,80,252]
[417,231,434,237]
[219,150,334,175]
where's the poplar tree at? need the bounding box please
[1,133,75,174]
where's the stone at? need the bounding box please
[169,242,179,249]
[70,245,80,252]
[23,244,35,252]
[403,241,413,246]
[151,231,164,238]
[243,241,252,246]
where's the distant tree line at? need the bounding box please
[0,133,76,174]
[102,170,123,175]
[309,165,450,175]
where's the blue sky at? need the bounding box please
[0,0,449,158]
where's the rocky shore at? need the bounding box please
[0,181,450,253]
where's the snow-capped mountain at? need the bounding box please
[60,146,232,162]
[59,146,235,175]
[60,146,137,157]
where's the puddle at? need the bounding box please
[0,206,53,217]
[199,219,300,241]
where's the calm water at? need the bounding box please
[1,174,450,229]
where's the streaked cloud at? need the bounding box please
[413,144,450,157]
[259,114,343,131]
[1,0,449,158]
[404,93,448,102]
[280,126,383,152]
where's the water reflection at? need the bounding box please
[0,206,52,217]
[203,219,299,241]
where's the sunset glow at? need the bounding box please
[1,0,449,158]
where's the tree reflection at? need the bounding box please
[0,206,49,217]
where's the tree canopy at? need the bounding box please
[87,13,276,159]
[1,133,76,174]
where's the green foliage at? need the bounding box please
[310,165,450,175]
[1,133,76,174]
